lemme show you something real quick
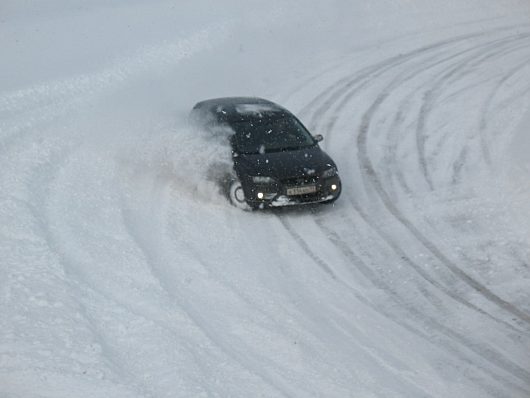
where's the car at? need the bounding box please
[190,97,341,210]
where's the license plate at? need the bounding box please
[286,185,317,196]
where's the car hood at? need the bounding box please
[234,145,336,180]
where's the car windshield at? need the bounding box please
[230,114,316,154]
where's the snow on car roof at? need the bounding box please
[192,97,289,125]
[234,103,278,115]
[195,97,284,115]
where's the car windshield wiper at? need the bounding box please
[238,147,293,154]
[237,150,260,155]
[276,144,315,152]
[238,143,314,155]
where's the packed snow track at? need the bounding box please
[2,3,530,398]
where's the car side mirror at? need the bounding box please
[313,134,324,142]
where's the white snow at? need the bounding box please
[235,104,278,115]
[2,1,530,397]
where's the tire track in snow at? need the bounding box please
[414,35,530,189]
[413,35,530,188]
[19,132,279,397]
[40,154,272,398]
[296,27,530,329]
[278,214,530,395]
[478,55,530,166]
[351,36,530,327]
[299,33,512,197]
[0,27,227,114]
[276,27,530,394]
[291,28,530,331]
[120,175,296,398]
[314,32,530,194]
[314,214,530,390]
[0,25,230,156]
[299,32,485,128]
[20,146,158,398]
[276,216,498,397]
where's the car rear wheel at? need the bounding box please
[228,179,252,211]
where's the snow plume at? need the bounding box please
[119,122,234,205]
[69,84,234,206]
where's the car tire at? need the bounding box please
[228,179,252,211]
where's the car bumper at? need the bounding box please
[268,193,336,207]
[246,176,341,208]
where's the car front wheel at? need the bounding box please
[228,179,252,211]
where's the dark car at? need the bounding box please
[190,97,341,210]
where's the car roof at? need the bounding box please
[193,97,288,121]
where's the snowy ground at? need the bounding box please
[2,1,530,397]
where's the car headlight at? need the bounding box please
[321,167,337,178]
[252,176,275,183]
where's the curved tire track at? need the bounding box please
[276,26,530,396]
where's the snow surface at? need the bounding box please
[2,1,530,397]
